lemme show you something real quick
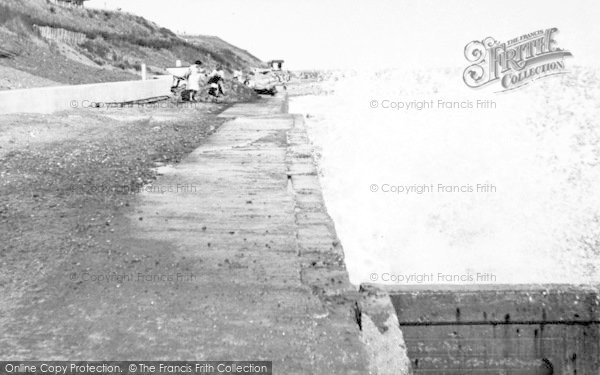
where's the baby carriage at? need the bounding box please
[171,76,193,102]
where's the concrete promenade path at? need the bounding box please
[131,94,369,373]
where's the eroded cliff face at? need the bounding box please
[0,0,264,89]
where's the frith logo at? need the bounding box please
[463,28,572,91]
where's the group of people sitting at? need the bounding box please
[180,60,226,101]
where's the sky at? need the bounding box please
[87,0,600,70]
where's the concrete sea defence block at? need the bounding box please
[385,285,600,374]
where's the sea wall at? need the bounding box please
[0,76,172,114]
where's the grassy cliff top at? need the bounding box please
[0,0,264,87]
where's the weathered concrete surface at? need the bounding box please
[359,285,413,375]
[381,284,600,374]
[131,95,369,373]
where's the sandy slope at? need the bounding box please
[0,65,59,90]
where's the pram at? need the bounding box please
[171,76,193,102]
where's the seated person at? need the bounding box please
[207,66,226,97]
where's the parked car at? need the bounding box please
[245,69,278,96]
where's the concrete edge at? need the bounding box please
[287,113,358,304]
[358,284,414,375]
[363,283,600,293]
[285,103,412,374]
[285,109,373,373]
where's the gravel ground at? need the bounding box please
[0,103,227,356]
[0,96,372,372]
